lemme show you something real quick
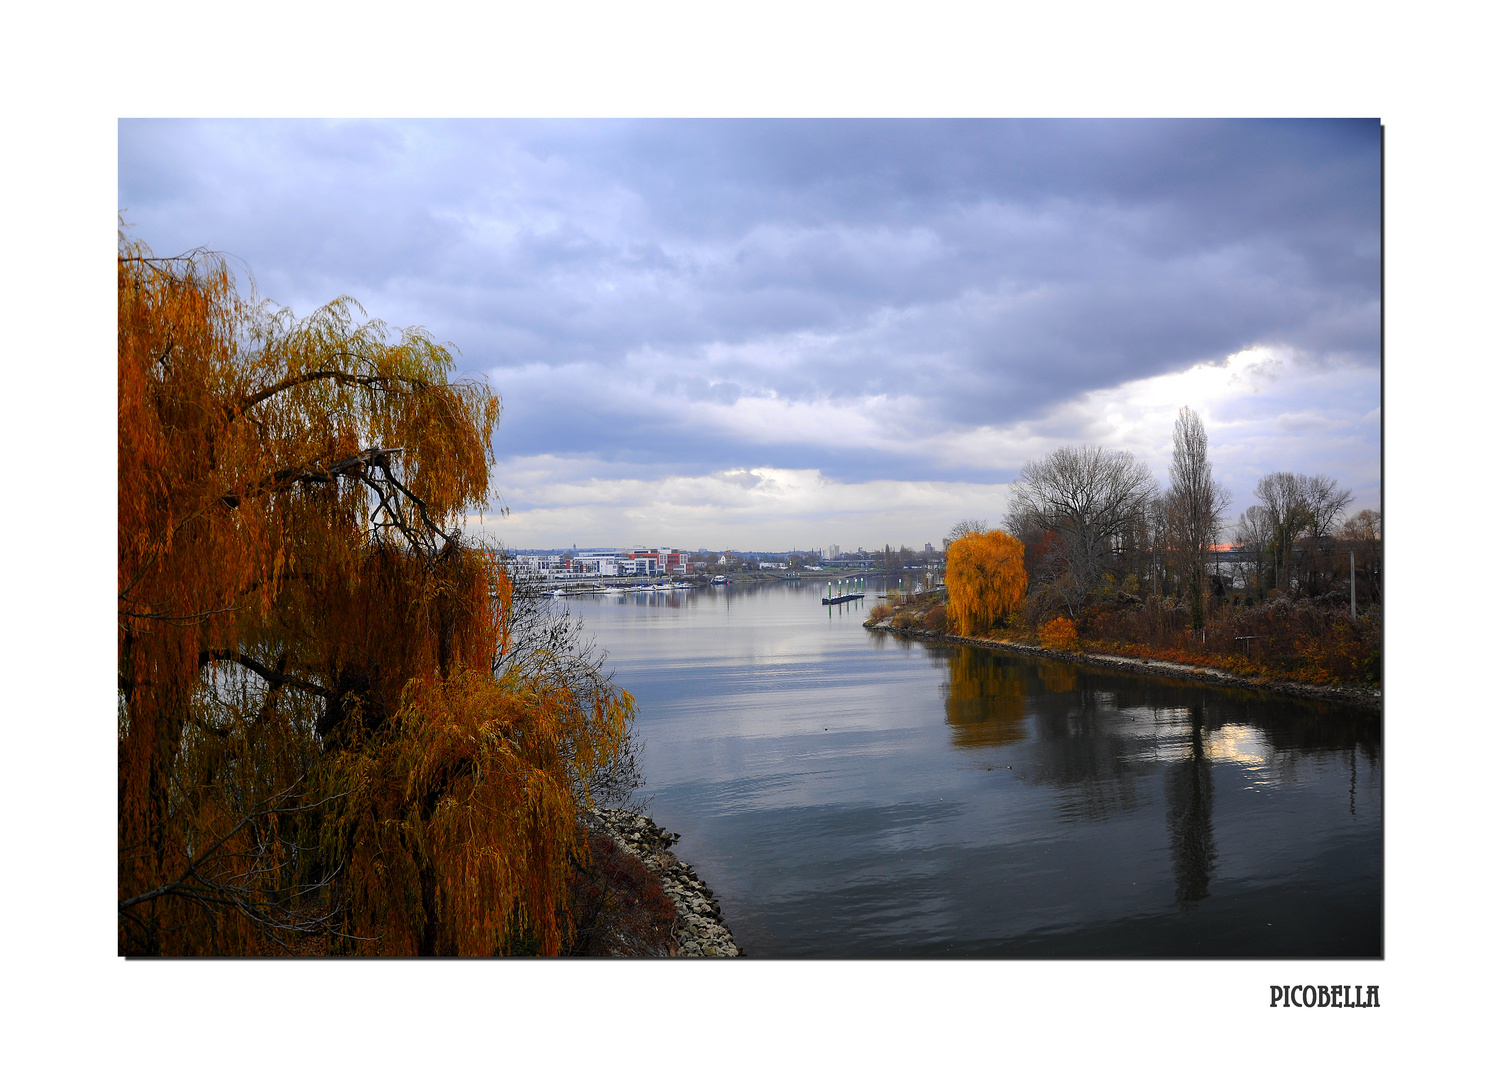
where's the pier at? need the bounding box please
[821,577,866,605]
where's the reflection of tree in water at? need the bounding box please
[1019,673,1155,822]
[1164,702,1216,908]
[943,647,1028,746]
[1037,662,1078,695]
[933,649,1371,865]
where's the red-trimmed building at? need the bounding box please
[619,547,690,575]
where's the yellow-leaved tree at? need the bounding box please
[945,529,1027,636]
[118,234,632,955]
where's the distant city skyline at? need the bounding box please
[119,120,1381,549]
[505,543,906,557]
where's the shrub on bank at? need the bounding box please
[1038,616,1079,651]
[566,831,679,957]
[869,574,1378,688]
[1079,594,1380,686]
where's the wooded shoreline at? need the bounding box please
[865,616,1382,710]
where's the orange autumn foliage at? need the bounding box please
[118,234,630,955]
[1038,616,1079,651]
[945,529,1027,636]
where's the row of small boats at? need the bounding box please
[550,581,699,596]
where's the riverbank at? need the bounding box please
[865,616,1381,709]
[578,808,744,957]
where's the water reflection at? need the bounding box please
[568,581,1380,957]
[943,648,1027,746]
[1164,703,1217,908]
[1024,677,1157,823]
[1200,723,1271,768]
[1350,747,1358,817]
[1037,662,1079,695]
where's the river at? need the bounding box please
[569,579,1381,958]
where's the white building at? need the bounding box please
[570,550,621,576]
[509,553,564,579]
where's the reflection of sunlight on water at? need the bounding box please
[749,641,821,666]
[1203,723,1272,768]
[1201,722,1293,792]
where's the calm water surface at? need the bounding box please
[572,580,1381,958]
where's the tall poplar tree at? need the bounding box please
[1164,407,1230,630]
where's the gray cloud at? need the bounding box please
[119,119,1380,536]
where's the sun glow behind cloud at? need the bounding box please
[472,343,1378,550]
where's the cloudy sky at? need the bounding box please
[118,119,1380,552]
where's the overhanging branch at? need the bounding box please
[219,446,405,508]
[199,649,330,699]
[225,364,434,424]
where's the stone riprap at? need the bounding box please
[592,808,744,958]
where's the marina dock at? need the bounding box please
[821,577,866,605]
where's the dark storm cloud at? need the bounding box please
[118,119,1379,489]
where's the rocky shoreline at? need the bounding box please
[867,618,1381,710]
[588,808,744,958]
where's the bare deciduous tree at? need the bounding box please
[1252,471,1353,595]
[1007,445,1158,616]
[498,565,645,810]
[1254,472,1306,593]
[1304,475,1355,546]
[1336,508,1381,606]
[945,519,990,545]
[1232,504,1275,596]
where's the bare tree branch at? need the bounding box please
[227,364,435,422]
[218,446,405,508]
[198,649,330,700]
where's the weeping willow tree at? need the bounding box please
[118,234,632,955]
[945,529,1027,637]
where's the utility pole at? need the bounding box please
[1350,549,1357,621]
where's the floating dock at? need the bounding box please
[821,577,866,605]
